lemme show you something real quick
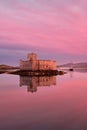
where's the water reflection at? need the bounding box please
[69,71,73,78]
[0,71,87,130]
[20,76,56,93]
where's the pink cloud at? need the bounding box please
[0,0,87,55]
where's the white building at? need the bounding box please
[20,53,57,70]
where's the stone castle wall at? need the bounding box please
[20,53,57,70]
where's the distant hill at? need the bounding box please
[58,62,87,68]
[0,64,19,70]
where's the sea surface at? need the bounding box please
[0,70,87,130]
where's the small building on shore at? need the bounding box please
[20,53,57,71]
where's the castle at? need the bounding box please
[20,53,57,71]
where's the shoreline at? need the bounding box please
[7,69,65,76]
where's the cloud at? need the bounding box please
[0,0,87,57]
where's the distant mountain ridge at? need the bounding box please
[59,62,87,68]
[0,64,19,70]
[0,63,87,70]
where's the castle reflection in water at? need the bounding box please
[20,76,56,93]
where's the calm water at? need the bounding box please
[0,71,87,130]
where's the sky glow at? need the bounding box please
[0,0,87,65]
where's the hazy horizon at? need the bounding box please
[0,48,87,66]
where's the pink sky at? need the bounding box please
[0,0,87,64]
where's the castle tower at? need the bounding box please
[27,53,38,61]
